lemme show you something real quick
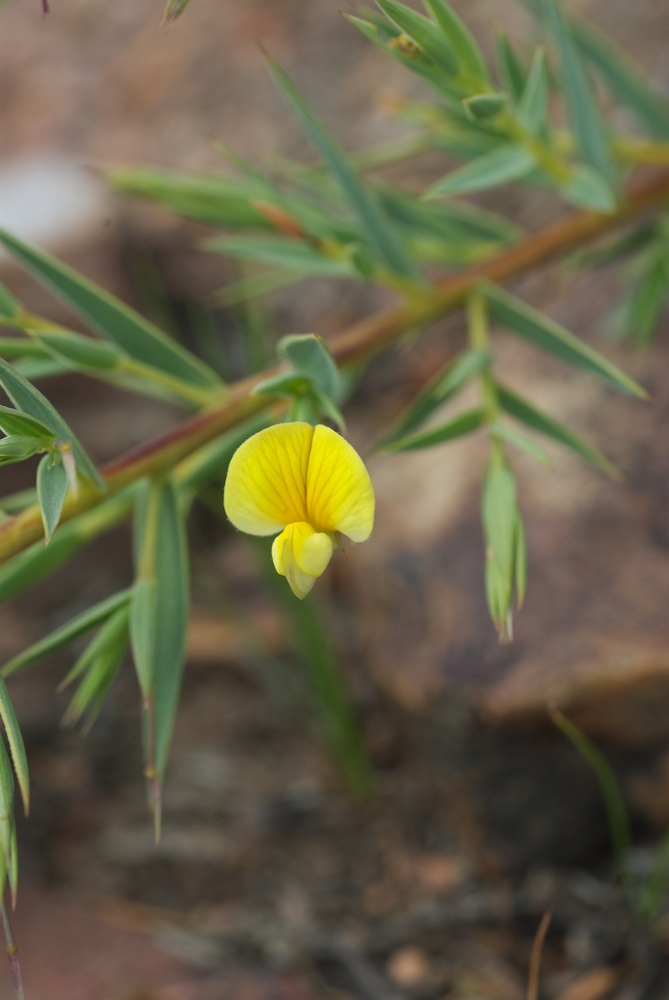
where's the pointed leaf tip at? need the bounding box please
[264,59,421,282]
[36,452,69,544]
[0,679,29,818]
[164,0,193,22]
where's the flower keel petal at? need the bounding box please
[225,422,375,597]
[272,522,333,599]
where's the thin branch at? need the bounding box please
[527,911,552,1000]
[0,169,668,565]
[1,905,23,1000]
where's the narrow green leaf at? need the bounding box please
[131,478,189,786]
[11,356,72,382]
[572,17,669,139]
[422,0,490,86]
[0,436,50,466]
[463,93,507,121]
[496,382,618,477]
[0,681,28,816]
[426,144,536,198]
[346,244,378,279]
[279,334,340,400]
[377,0,459,75]
[0,230,220,390]
[65,644,125,728]
[0,339,48,360]
[32,330,122,371]
[540,0,615,184]
[381,348,491,445]
[378,187,523,263]
[490,420,551,465]
[496,32,528,102]
[311,386,346,432]
[482,448,518,640]
[562,165,616,213]
[0,357,105,489]
[384,406,487,452]
[252,373,311,399]
[116,159,349,245]
[550,706,632,880]
[0,838,8,911]
[265,58,422,282]
[164,0,192,21]
[514,512,527,608]
[213,269,303,307]
[625,262,669,346]
[63,607,129,726]
[516,47,549,134]
[129,577,156,697]
[36,453,69,544]
[108,167,272,228]
[415,104,502,156]
[481,282,646,396]
[212,147,362,244]
[3,589,133,678]
[204,235,353,277]
[0,405,55,440]
[0,738,14,868]
[0,284,20,323]
[572,224,655,269]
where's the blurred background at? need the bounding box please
[1,1,669,998]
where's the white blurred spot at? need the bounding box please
[0,156,104,254]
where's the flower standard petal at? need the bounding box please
[224,422,313,535]
[306,425,375,541]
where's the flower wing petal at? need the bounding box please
[306,425,375,541]
[224,422,313,535]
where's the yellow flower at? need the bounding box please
[224,422,375,598]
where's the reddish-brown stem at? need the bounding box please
[0,168,668,565]
[333,168,669,365]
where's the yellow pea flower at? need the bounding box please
[224,422,375,598]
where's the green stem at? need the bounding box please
[613,136,669,166]
[553,129,669,168]
[0,339,46,359]
[467,290,498,422]
[502,113,572,184]
[349,132,438,173]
